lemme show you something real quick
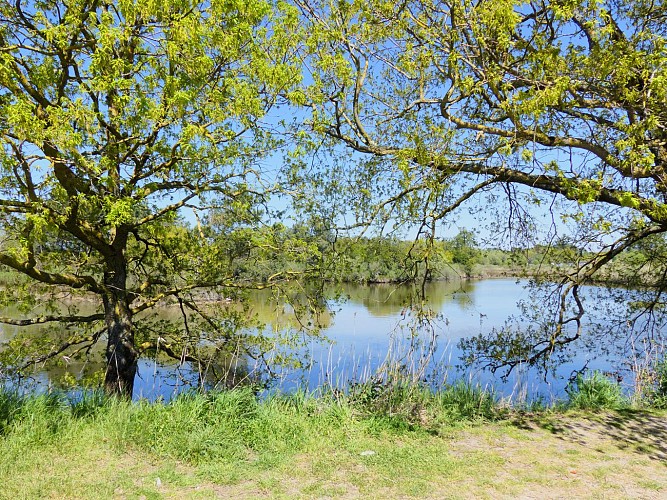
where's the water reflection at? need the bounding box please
[0,278,652,401]
[339,280,476,317]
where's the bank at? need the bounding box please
[1,386,666,499]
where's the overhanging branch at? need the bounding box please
[434,160,667,225]
[16,327,105,372]
[0,312,104,326]
[0,252,101,292]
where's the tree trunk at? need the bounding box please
[103,258,137,398]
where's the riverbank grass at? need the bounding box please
[1,383,667,498]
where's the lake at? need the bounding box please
[1,278,659,402]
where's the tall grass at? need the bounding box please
[0,380,501,466]
[0,365,662,485]
[438,380,498,420]
[3,361,660,484]
[636,356,667,409]
[566,371,628,410]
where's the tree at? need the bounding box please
[290,0,667,373]
[0,0,300,397]
[449,229,479,277]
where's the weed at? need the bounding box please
[438,380,498,421]
[566,371,627,410]
[641,357,667,409]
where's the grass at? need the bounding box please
[566,371,628,410]
[1,381,667,498]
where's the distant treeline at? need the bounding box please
[0,218,601,287]
[218,222,582,284]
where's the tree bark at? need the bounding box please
[102,256,137,398]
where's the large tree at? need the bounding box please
[0,0,301,397]
[290,0,667,373]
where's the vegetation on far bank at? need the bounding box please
[207,223,604,284]
[214,222,667,287]
[3,220,662,287]
[0,222,583,289]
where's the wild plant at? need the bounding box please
[566,371,627,410]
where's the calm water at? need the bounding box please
[269,279,619,402]
[1,279,655,401]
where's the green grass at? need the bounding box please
[0,386,504,498]
[1,380,666,498]
[566,371,628,410]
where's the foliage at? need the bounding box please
[566,372,628,410]
[652,360,667,409]
[222,223,524,283]
[345,372,499,427]
[4,0,667,398]
[290,0,667,376]
[449,230,480,277]
[322,232,477,283]
[0,0,306,396]
[641,357,667,409]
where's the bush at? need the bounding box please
[347,378,429,427]
[643,358,667,409]
[567,371,627,410]
[346,376,500,427]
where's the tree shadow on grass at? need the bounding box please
[510,410,667,463]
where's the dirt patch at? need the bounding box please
[445,411,667,499]
[530,410,667,462]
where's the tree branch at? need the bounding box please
[0,313,104,326]
[0,252,101,292]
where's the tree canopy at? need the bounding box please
[3,0,667,394]
[0,0,303,397]
[290,0,667,373]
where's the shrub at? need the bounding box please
[347,377,428,426]
[567,371,627,410]
[642,358,667,409]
